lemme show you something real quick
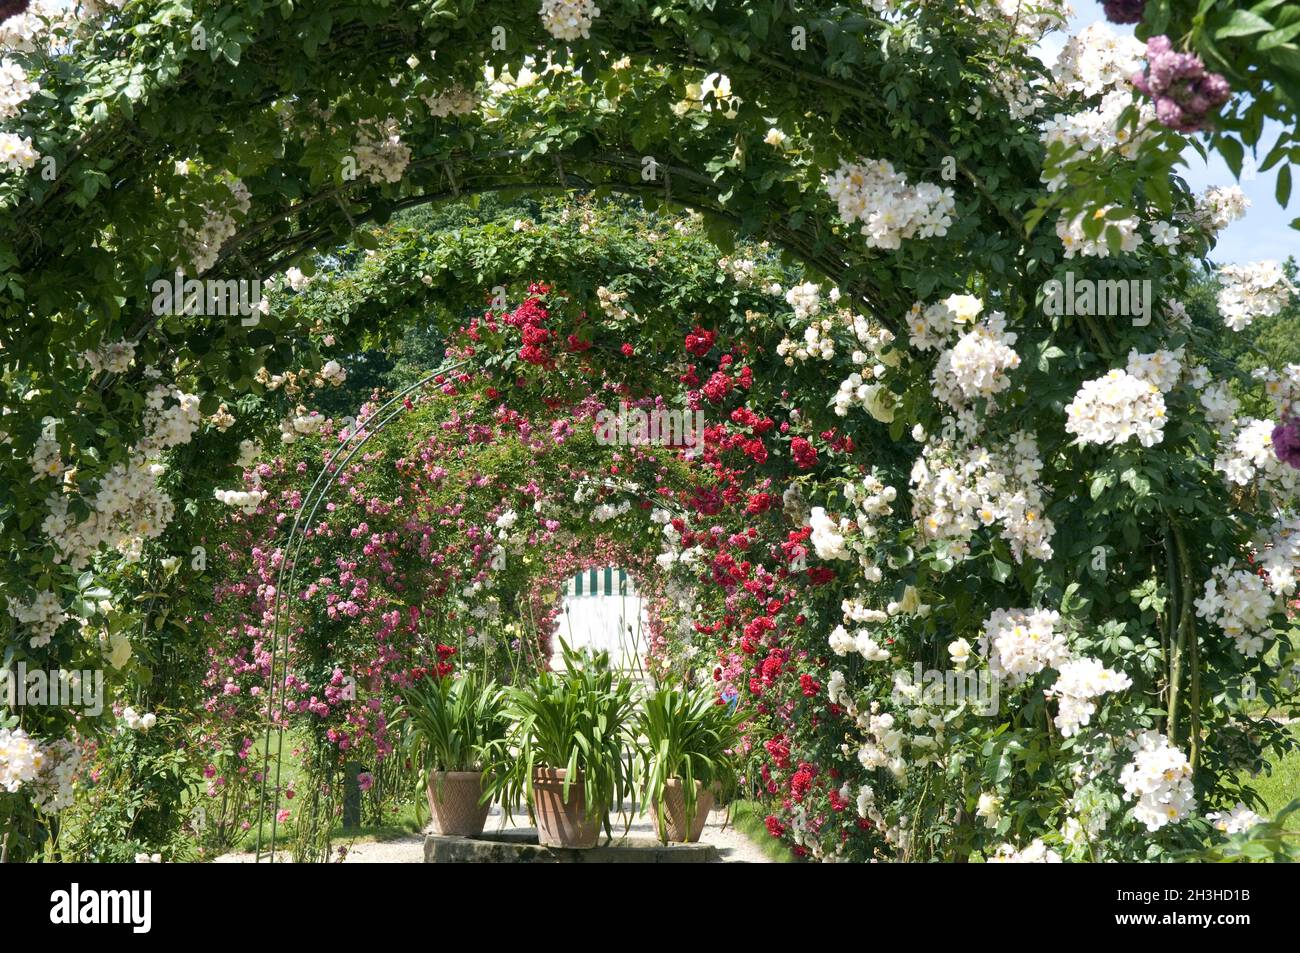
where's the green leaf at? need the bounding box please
[1214,9,1274,39]
[1217,135,1245,178]
[1037,345,1065,372]
[1277,164,1293,207]
[1259,22,1300,50]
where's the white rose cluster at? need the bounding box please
[29,416,63,481]
[237,438,262,470]
[986,68,1045,121]
[1040,91,1156,191]
[1051,21,1146,97]
[121,706,157,731]
[279,406,324,443]
[834,371,895,422]
[1119,730,1196,832]
[422,84,478,118]
[0,0,70,52]
[827,670,848,707]
[1216,260,1293,332]
[1056,207,1143,258]
[28,737,82,813]
[42,458,169,568]
[1193,185,1250,234]
[910,431,1055,562]
[0,130,38,174]
[1125,348,1183,394]
[0,56,38,120]
[590,499,632,522]
[845,469,897,526]
[1214,417,1300,500]
[825,158,955,250]
[905,293,983,351]
[354,118,411,184]
[987,839,1063,863]
[1197,379,1239,435]
[830,323,899,419]
[1065,369,1166,448]
[930,311,1021,410]
[828,623,891,662]
[809,506,851,561]
[214,488,267,515]
[1196,516,1300,657]
[37,380,200,570]
[979,608,1069,686]
[0,726,45,793]
[79,338,136,375]
[778,294,896,382]
[854,709,908,779]
[540,0,601,40]
[180,179,251,273]
[979,0,1068,39]
[1255,363,1300,418]
[718,256,758,287]
[6,589,68,648]
[1254,516,1300,598]
[596,285,633,322]
[1206,803,1265,835]
[284,266,310,291]
[783,282,822,322]
[1044,657,1132,737]
[139,383,203,455]
[319,359,347,386]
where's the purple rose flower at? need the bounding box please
[1273,418,1300,470]
[1131,36,1232,132]
[0,2,31,24]
[1103,0,1146,25]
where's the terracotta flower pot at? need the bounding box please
[531,767,601,848]
[425,770,491,836]
[653,778,714,843]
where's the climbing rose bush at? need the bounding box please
[0,1,1297,863]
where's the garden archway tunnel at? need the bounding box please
[6,1,1298,867]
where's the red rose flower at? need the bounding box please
[791,437,818,469]
[684,325,717,356]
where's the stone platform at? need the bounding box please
[424,827,720,863]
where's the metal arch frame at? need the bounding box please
[254,358,470,862]
[250,361,710,860]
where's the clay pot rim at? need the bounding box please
[532,766,585,780]
[662,776,721,792]
[427,769,488,780]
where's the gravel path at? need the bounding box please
[216,804,771,863]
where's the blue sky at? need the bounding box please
[1037,6,1298,265]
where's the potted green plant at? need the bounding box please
[490,643,638,848]
[637,684,742,843]
[394,671,508,837]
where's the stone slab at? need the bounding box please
[424,828,719,863]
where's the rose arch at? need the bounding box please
[2,1,1298,864]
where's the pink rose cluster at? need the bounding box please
[1273,417,1300,470]
[1131,35,1231,133]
